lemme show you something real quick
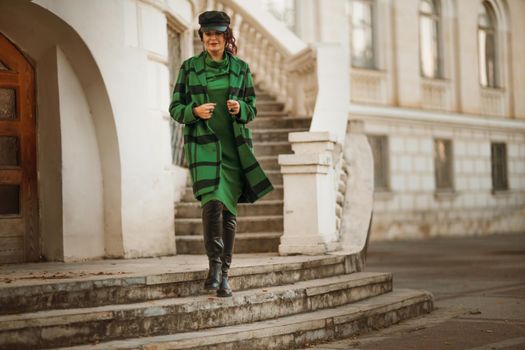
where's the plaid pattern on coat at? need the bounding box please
[169,51,273,203]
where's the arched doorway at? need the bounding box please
[0,33,39,263]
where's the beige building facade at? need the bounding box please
[338,0,525,240]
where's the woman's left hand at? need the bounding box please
[227,100,240,116]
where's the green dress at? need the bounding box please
[200,53,244,215]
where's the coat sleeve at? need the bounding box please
[169,63,200,125]
[235,64,257,124]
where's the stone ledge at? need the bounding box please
[289,131,337,143]
[56,288,433,350]
[278,153,332,166]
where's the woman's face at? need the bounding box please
[203,30,226,55]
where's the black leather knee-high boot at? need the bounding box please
[202,201,224,290]
[217,209,236,297]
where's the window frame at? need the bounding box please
[351,0,377,69]
[477,1,499,88]
[433,138,454,191]
[419,0,444,79]
[367,134,390,192]
[490,142,508,192]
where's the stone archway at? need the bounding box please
[0,1,123,261]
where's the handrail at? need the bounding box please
[308,44,349,145]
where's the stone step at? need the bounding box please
[254,141,292,157]
[176,200,283,218]
[252,128,308,143]
[174,215,283,235]
[251,116,311,129]
[254,93,275,101]
[0,255,358,316]
[258,155,279,170]
[252,85,275,100]
[56,289,433,350]
[255,101,285,112]
[181,185,283,202]
[176,232,281,254]
[0,273,393,350]
[255,111,289,118]
[267,170,282,185]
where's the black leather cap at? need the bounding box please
[198,11,230,32]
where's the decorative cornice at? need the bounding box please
[348,104,525,132]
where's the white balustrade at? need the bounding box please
[350,68,388,105]
[421,78,452,111]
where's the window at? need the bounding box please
[434,139,453,190]
[168,23,186,167]
[491,142,508,191]
[351,0,376,69]
[368,135,389,191]
[419,0,443,78]
[478,1,498,88]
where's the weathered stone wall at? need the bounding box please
[365,117,525,240]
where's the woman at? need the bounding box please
[169,11,273,297]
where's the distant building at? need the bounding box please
[339,0,525,240]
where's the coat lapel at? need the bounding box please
[192,51,208,89]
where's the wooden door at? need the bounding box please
[0,33,39,263]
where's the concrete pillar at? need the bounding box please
[278,131,341,255]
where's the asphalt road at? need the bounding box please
[306,233,525,350]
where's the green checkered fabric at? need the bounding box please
[169,51,273,203]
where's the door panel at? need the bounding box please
[0,32,38,263]
[0,87,16,120]
[0,136,20,166]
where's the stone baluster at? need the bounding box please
[263,45,275,93]
[274,52,284,100]
[250,29,260,74]
[208,0,216,11]
[237,21,249,57]
[272,51,283,101]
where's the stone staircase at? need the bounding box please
[175,89,311,254]
[0,254,433,349]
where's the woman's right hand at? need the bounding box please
[193,103,217,120]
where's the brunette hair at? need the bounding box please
[199,27,238,55]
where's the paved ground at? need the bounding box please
[303,233,525,350]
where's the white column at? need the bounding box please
[278,131,341,255]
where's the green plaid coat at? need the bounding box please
[169,51,273,203]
